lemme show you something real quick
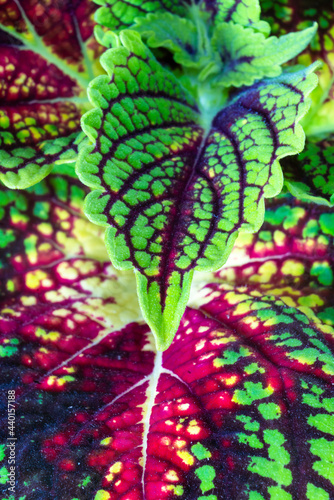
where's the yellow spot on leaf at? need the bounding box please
[281,260,304,276]
[225,375,238,386]
[164,470,179,482]
[100,437,112,446]
[250,261,277,283]
[176,450,194,466]
[161,436,172,446]
[35,327,60,342]
[94,491,111,500]
[174,439,186,449]
[46,375,75,387]
[21,295,37,307]
[26,270,48,290]
[187,420,202,436]
[106,461,122,482]
[195,339,206,351]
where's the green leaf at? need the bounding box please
[207,22,317,87]
[2,180,334,498]
[94,0,187,31]
[283,135,334,206]
[76,30,318,350]
[133,12,210,68]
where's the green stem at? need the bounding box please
[197,82,228,132]
[188,0,212,58]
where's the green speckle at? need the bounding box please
[0,229,15,248]
[0,466,8,484]
[191,443,211,460]
[245,363,265,375]
[236,415,260,432]
[310,261,333,286]
[233,382,274,405]
[248,430,292,486]
[173,485,184,496]
[248,492,265,500]
[308,414,334,436]
[239,432,263,449]
[198,496,217,500]
[33,201,50,220]
[306,483,329,500]
[78,475,91,488]
[0,338,19,357]
[309,438,334,483]
[258,403,281,420]
[268,486,292,499]
[195,465,216,493]
[214,347,250,367]
[320,214,334,236]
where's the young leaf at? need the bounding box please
[282,135,334,206]
[260,0,334,138]
[94,0,187,31]
[204,0,266,29]
[0,0,101,189]
[133,12,208,69]
[260,0,334,58]
[1,188,334,499]
[208,22,317,87]
[77,30,318,350]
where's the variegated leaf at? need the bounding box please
[77,30,317,349]
[0,0,102,188]
[1,188,334,499]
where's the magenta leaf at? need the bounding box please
[0,170,334,498]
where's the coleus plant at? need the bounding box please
[0,0,334,499]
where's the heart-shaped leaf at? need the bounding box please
[1,181,334,499]
[0,0,102,189]
[77,30,318,350]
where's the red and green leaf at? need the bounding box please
[77,30,318,350]
[1,181,334,499]
[260,0,334,205]
[282,135,334,206]
[0,0,103,189]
